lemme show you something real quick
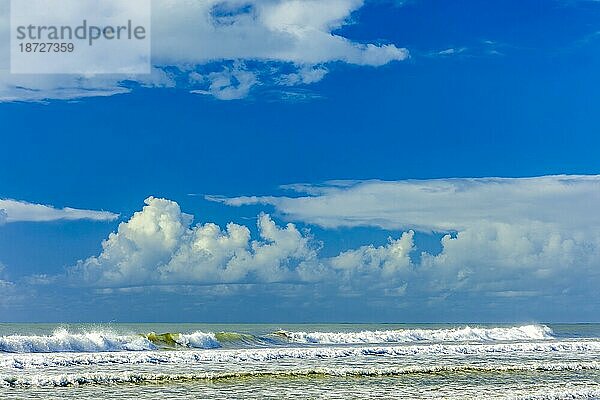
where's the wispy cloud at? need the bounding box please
[0,199,119,223]
[425,40,509,59]
[213,175,600,232]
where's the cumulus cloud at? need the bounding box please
[72,183,600,310]
[69,176,600,312]
[75,197,321,286]
[329,231,415,296]
[207,175,600,298]
[0,199,119,223]
[74,196,421,292]
[0,0,408,102]
[331,231,414,278]
[417,222,600,297]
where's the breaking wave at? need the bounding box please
[144,332,220,349]
[0,329,224,354]
[274,325,554,344]
[0,328,157,353]
[0,325,555,354]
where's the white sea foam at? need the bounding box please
[0,328,156,353]
[275,325,554,344]
[516,389,600,400]
[3,363,600,388]
[3,340,600,369]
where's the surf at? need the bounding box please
[0,325,557,354]
[4,362,600,388]
[4,339,600,369]
[143,332,221,349]
[273,325,554,344]
[0,328,156,353]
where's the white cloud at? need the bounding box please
[0,263,21,308]
[215,175,600,233]
[75,197,320,286]
[0,0,408,102]
[329,231,415,296]
[73,179,600,306]
[278,65,329,86]
[331,231,414,278]
[208,175,600,298]
[437,47,467,56]
[151,0,407,65]
[22,274,58,286]
[0,199,119,223]
[0,280,12,299]
[74,196,419,289]
[0,0,170,101]
[417,222,600,296]
[190,62,259,100]
[0,68,176,103]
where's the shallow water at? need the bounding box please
[1,323,600,399]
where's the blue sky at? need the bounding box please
[1,0,600,322]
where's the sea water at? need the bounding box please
[1,323,600,399]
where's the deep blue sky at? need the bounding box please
[1,0,599,322]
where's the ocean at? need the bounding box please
[1,323,600,399]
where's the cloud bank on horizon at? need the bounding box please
[0,0,408,102]
[67,175,600,307]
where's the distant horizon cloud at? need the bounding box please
[0,198,119,224]
[70,181,600,313]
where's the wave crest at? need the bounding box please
[0,329,223,354]
[274,325,554,344]
[0,325,556,354]
[0,328,156,353]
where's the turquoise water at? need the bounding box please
[1,323,600,399]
